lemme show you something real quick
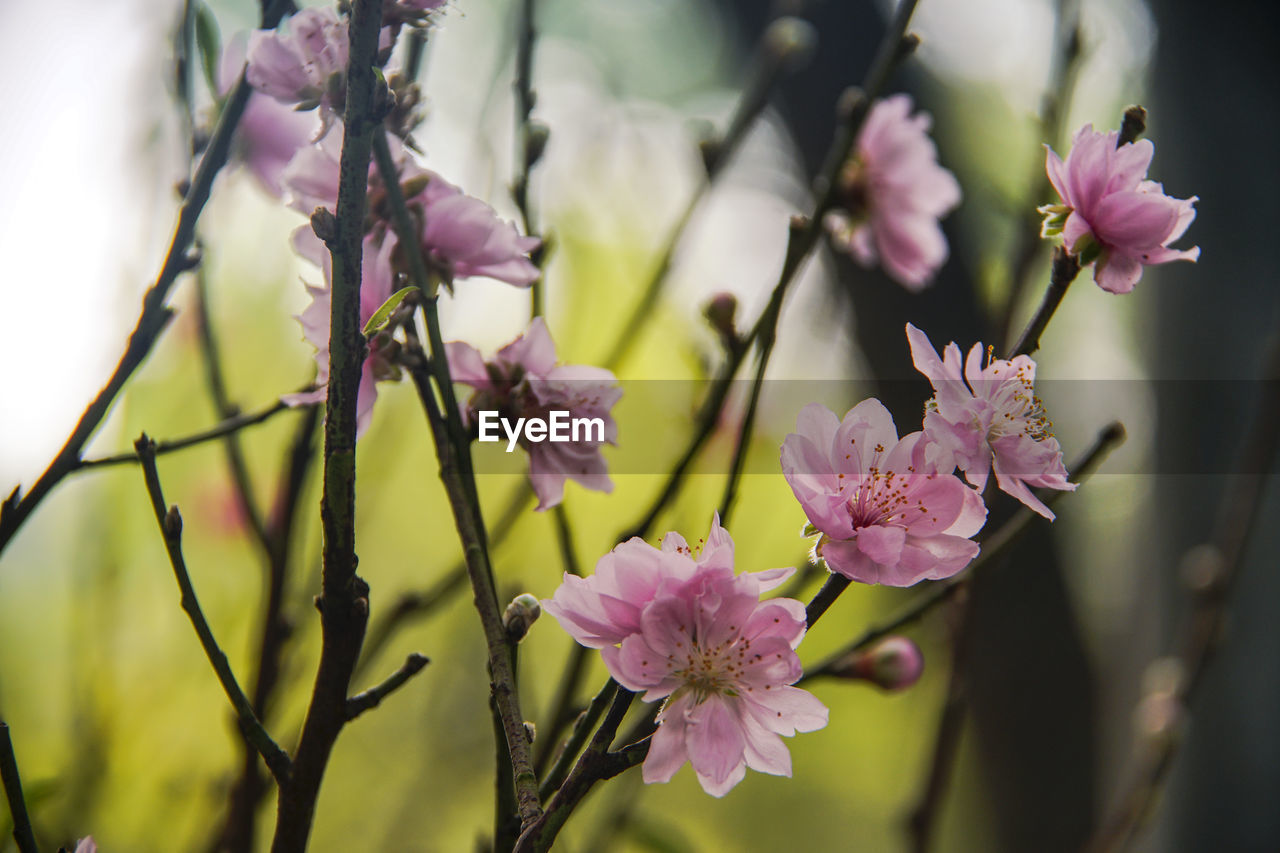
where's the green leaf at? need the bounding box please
[362,287,417,338]
[194,1,222,99]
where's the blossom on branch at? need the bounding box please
[246,7,350,116]
[281,231,401,437]
[781,400,986,586]
[446,318,619,510]
[543,516,828,796]
[1041,124,1199,294]
[906,323,1074,519]
[281,126,541,287]
[824,94,962,290]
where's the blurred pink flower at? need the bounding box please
[544,516,827,797]
[824,94,961,290]
[1042,124,1199,294]
[446,318,620,510]
[74,838,97,853]
[221,34,317,197]
[246,8,349,114]
[906,323,1074,519]
[281,127,540,287]
[781,400,986,586]
[281,231,400,437]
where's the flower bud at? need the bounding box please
[764,17,817,72]
[702,292,738,346]
[828,636,924,692]
[310,207,337,246]
[503,593,542,642]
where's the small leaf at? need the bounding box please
[362,286,417,338]
[194,1,222,99]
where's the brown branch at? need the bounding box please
[346,653,430,721]
[0,722,38,853]
[269,0,385,848]
[134,435,293,785]
[1007,246,1081,359]
[0,0,292,560]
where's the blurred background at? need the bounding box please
[0,0,1276,850]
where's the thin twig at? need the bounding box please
[270,0,385,847]
[601,14,818,371]
[907,626,970,853]
[194,263,272,553]
[0,722,38,853]
[0,0,292,560]
[346,653,430,721]
[515,688,636,853]
[716,6,924,525]
[73,401,293,471]
[996,0,1083,351]
[374,128,543,832]
[1007,246,1081,359]
[212,405,321,853]
[1089,340,1280,853]
[134,435,293,785]
[533,506,592,778]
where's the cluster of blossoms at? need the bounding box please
[225,1,1199,810]
[544,516,828,795]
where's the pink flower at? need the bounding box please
[906,323,1075,519]
[447,318,620,510]
[246,8,349,113]
[281,127,540,287]
[281,231,400,437]
[74,838,97,853]
[1042,124,1199,294]
[544,516,828,796]
[221,34,317,197]
[824,94,962,290]
[780,400,986,586]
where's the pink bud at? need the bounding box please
[830,636,925,691]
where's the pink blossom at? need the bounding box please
[824,94,961,290]
[221,35,317,197]
[544,516,828,796]
[281,231,400,437]
[780,400,986,586]
[446,318,620,510]
[906,323,1074,519]
[74,839,97,853]
[246,8,349,113]
[1042,124,1199,294]
[280,127,540,287]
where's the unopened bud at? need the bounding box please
[703,292,738,346]
[503,593,542,642]
[525,121,549,168]
[523,721,537,743]
[764,17,817,72]
[311,207,337,245]
[829,636,924,692]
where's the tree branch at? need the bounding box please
[601,14,818,371]
[0,722,38,853]
[134,435,293,786]
[346,653,430,721]
[0,0,292,560]
[270,0,385,847]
